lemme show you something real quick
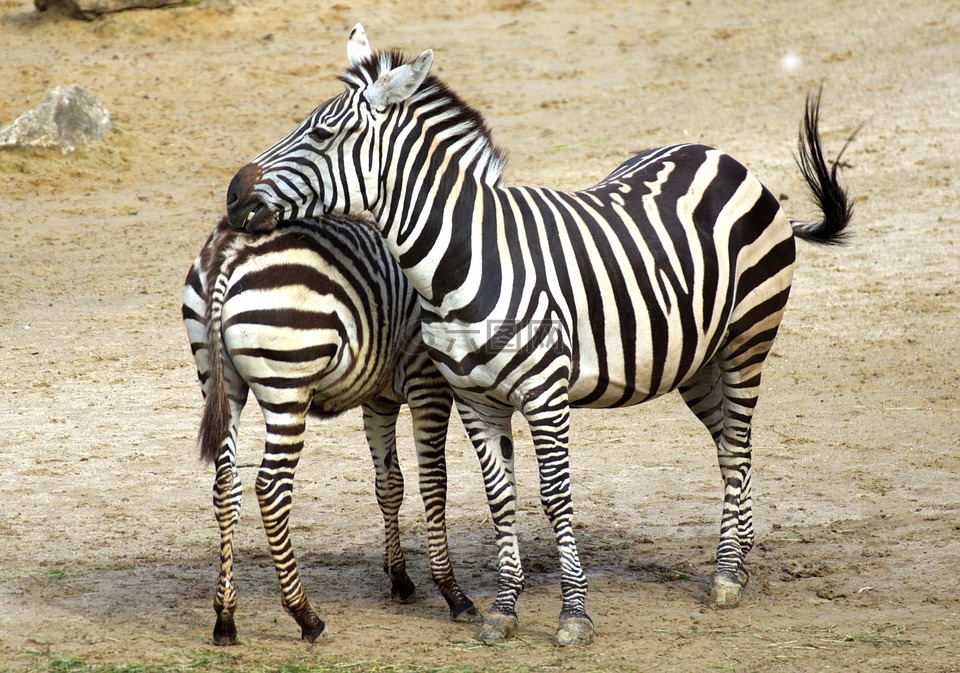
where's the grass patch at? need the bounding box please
[7,651,510,673]
[11,652,240,673]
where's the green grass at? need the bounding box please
[11,652,235,673]
[6,652,500,673]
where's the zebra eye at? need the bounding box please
[307,127,333,142]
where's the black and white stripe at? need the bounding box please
[182,214,478,644]
[224,26,854,645]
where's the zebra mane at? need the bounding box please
[341,50,508,185]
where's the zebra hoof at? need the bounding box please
[555,616,595,646]
[710,572,743,609]
[212,615,238,646]
[477,612,518,643]
[301,619,328,643]
[286,600,327,643]
[391,574,417,604]
[451,599,483,624]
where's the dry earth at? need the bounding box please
[1,1,958,671]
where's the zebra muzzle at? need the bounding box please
[228,200,277,233]
[226,163,278,232]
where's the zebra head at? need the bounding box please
[226,24,434,232]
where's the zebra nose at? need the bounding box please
[226,164,263,230]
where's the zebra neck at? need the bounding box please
[375,159,502,319]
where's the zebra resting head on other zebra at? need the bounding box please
[223,25,855,646]
[182,213,480,645]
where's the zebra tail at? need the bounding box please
[198,268,231,465]
[790,87,859,246]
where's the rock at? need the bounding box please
[35,0,194,20]
[0,85,112,154]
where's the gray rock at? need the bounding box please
[35,0,194,20]
[0,85,112,154]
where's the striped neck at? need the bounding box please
[367,83,506,306]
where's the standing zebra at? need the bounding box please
[223,26,854,645]
[182,214,478,644]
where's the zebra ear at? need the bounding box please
[365,49,434,111]
[347,23,372,66]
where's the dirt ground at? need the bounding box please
[1,0,958,671]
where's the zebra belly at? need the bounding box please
[566,348,710,408]
[566,324,721,409]
[419,320,711,411]
[558,252,745,407]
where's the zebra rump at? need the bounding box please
[182,213,477,645]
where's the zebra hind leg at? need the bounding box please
[407,396,481,623]
[678,360,754,609]
[211,390,247,646]
[361,401,417,604]
[711,299,785,608]
[256,401,326,642]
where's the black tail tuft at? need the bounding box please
[791,87,858,246]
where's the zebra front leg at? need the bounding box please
[525,397,594,646]
[361,401,416,604]
[256,403,326,642]
[456,399,522,642]
[408,395,480,623]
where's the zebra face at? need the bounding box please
[225,93,358,232]
[225,24,434,233]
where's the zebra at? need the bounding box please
[222,25,854,645]
[181,213,479,645]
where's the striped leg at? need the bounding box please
[255,398,325,642]
[361,401,416,604]
[407,397,480,622]
[678,361,725,447]
[708,301,784,608]
[524,393,594,646]
[211,376,248,646]
[455,397,521,642]
[679,360,753,607]
[709,371,758,609]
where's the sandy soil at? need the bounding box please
[1,1,958,671]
